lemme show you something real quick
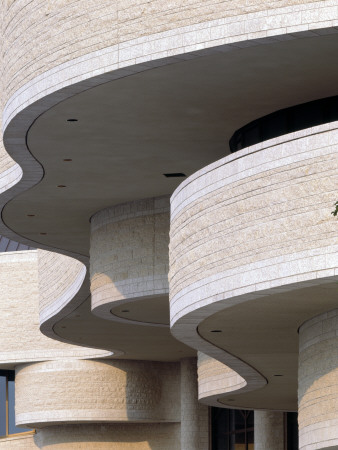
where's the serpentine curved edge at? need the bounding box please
[170,123,338,400]
[1,6,337,349]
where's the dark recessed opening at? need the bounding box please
[121,310,130,313]
[63,159,73,161]
[40,233,47,235]
[57,185,66,188]
[163,173,186,178]
[27,214,35,217]
[274,374,283,377]
[67,119,78,122]
[210,330,222,333]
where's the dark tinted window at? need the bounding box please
[229,95,338,152]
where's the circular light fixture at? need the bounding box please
[67,119,78,122]
[210,330,222,333]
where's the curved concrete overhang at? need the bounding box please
[1,4,338,363]
[170,123,338,410]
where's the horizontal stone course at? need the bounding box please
[169,127,338,323]
[298,309,338,449]
[15,359,180,428]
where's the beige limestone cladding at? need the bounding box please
[254,410,285,450]
[180,358,209,450]
[298,309,338,450]
[0,250,109,364]
[1,0,335,108]
[33,423,180,449]
[90,197,170,320]
[170,124,338,324]
[197,352,245,406]
[3,0,338,131]
[38,249,85,321]
[0,434,38,449]
[169,124,338,401]
[15,359,180,428]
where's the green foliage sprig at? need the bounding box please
[332,201,338,217]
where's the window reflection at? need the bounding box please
[211,407,298,450]
[211,408,254,450]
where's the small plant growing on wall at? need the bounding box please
[332,201,338,217]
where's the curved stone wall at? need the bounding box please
[0,250,110,364]
[1,0,332,107]
[0,434,38,449]
[15,359,180,428]
[90,197,169,321]
[298,309,338,450]
[34,423,180,449]
[3,0,338,131]
[197,352,245,406]
[170,123,338,323]
[38,249,86,323]
[169,123,338,396]
[254,411,284,450]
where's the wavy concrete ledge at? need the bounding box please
[169,123,338,401]
[1,4,338,344]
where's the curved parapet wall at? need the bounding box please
[15,359,180,428]
[197,352,246,407]
[1,0,336,108]
[3,0,338,131]
[298,310,338,450]
[169,123,338,400]
[0,249,110,365]
[34,423,180,449]
[38,249,88,333]
[90,197,169,325]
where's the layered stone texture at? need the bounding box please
[197,352,246,406]
[170,124,338,321]
[15,359,180,428]
[298,309,338,450]
[34,423,180,449]
[90,197,169,321]
[2,0,338,121]
[254,410,284,450]
[38,249,86,324]
[180,358,209,450]
[0,250,109,364]
[0,434,38,449]
[169,123,338,398]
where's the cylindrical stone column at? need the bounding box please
[181,358,206,450]
[254,410,284,450]
[90,196,170,321]
[298,309,338,450]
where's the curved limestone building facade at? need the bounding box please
[0,1,337,449]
